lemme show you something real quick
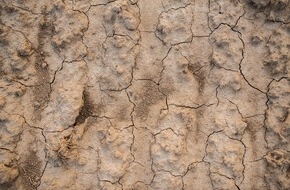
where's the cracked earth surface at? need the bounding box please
[0,0,289,189]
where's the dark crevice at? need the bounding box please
[73,89,94,126]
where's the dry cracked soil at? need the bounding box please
[0,0,290,189]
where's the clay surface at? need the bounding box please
[0,0,289,189]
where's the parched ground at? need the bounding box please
[0,0,289,189]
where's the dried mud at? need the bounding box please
[0,0,289,189]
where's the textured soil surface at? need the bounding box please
[0,0,290,189]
